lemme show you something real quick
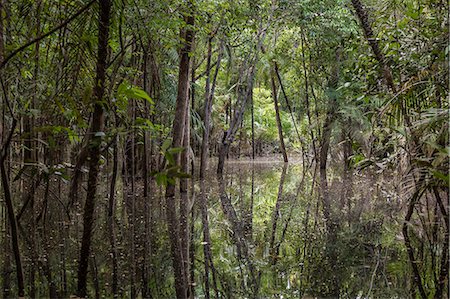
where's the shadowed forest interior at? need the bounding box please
[0,0,448,298]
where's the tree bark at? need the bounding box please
[269,164,287,264]
[108,139,118,298]
[270,69,288,162]
[200,39,223,178]
[76,0,111,296]
[350,0,395,92]
[0,119,24,297]
[165,3,195,297]
[180,100,190,296]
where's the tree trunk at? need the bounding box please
[108,139,118,297]
[0,119,25,297]
[165,3,195,297]
[217,19,269,175]
[350,0,395,92]
[200,40,223,178]
[269,164,287,264]
[76,0,111,296]
[180,101,190,296]
[217,64,256,175]
[250,89,255,159]
[270,69,288,162]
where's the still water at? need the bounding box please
[192,160,407,298]
[2,159,413,298]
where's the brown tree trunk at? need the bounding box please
[269,164,287,264]
[270,69,288,162]
[108,138,119,297]
[217,20,269,175]
[0,119,25,297]
[402,184,427,299]
[350,0,395,92]
[165,3,195,297]
[200,39,223,178]
[76,0,111,296]
[180,101,190,296]
[250,89,255,159]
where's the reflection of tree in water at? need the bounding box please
[218,172,261,297]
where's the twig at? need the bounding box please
[0,0,96,70]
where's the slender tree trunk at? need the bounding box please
[200,40,223,178]
[108,139,119,297]
[350,0,395,92]
[76,0,111,296]
[217,64,256,174]
[180,102,190,296]
[130,104,136,298]
[250,89,255,160]
[142,53,151,299]
[300,28,317,162]
[200,180,211,299]
[274,63,302,148]
[402,184,427,299]
[270,69,288,162]
[165,3,195,297]
[269,164,287,264]
[0,118,25,297]
[217,19,269,175]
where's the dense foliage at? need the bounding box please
[0,0,447,297]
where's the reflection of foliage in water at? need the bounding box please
[198,162,414,298]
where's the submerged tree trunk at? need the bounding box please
[0,119,24,297]
[165,3,195,297]
[269,164,287,264]
[179,102,190,297]
[318,47,341,297]
[108,139,118,297]
[76,0,111,296]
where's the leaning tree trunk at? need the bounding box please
[270,69,288,162]
[76,0,111,296]
[217,64,256,175]
[350,0,395,92]
[217,19,269,175]
[165,2,195,298]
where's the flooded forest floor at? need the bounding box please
[2,155,430,298]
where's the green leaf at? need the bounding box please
[164,152,175,166]
[431,171,449,186]
[155,173,167,186]
[167,147,184,155]
[161,139,172,152]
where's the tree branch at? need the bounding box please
[0,0,96,70]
